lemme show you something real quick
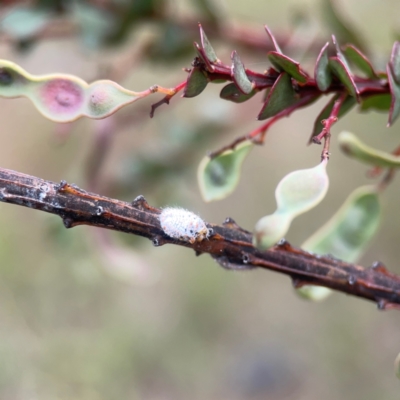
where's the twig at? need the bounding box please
[312,92,347,144]
[209,94,318,159]
[1,167,400,310]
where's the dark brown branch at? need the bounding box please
[1,167,400,311]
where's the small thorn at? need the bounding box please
[95,206,104,216]
[63,217,73,229]
[377,299,386,310]
[56,180,68,192]
[348,275,357,285]
[131,195,151,211]
[242,254,250,264]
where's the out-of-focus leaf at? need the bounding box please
[395,352,400,380]
[257,72,298,120]
[73,2,117,48]
[297,185,381,301]
[0,6,49,39]
[267,51,308,83]
[231,51,253,94]
[329,57,359,98]
[220,83,257,103]
[183,67,208,98]
[199,24,219,63]
[390,41,400,84]
[315,42,332,91]
[360,94,391,112]
[387,64,400,126]
[198,141,253,202]
[254,160,329,250]
[343,44,378,79]
[302,185,380,263]
[321,0,366,52]
[338,131,400,168]
[309,94,356,142]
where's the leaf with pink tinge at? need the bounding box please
[387,64,400,126]
[390,41,400,84]
[199,24,219,63]
[315,42,332,91]
[343,44,378,79]
[329,56,359,98]
[231,51,253,94]
[264,25,282,53]
[267,51,308,83]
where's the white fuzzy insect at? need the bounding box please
[159,207,210,244]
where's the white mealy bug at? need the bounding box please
[159,207,211,244]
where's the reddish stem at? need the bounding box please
[150,81,187,118]
[312,92,347,144]
[209,94,318,158]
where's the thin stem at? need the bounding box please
[313,92,347,144]
[209,94,318,158]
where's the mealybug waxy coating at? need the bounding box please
[159,207,210,244]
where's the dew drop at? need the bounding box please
[348,275,356,285]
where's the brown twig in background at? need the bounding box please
[1,167,400,310]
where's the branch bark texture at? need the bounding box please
[1,167,400,310]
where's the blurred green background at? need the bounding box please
[1,0,400,399]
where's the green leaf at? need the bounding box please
[257,72,298,120]
[360,94,391,112]
[183,67,208,98]
[343,44,378,79]
[387,63,400,126]
[302,185,381,262]
[390,41,400,84]
[199,24,219,63]
[338,131,400,168]
[309,94,356,143]
[220,83,257,103]
[314,42,332,91]
[267,51,308,83]
[254,160,329,250]
[329,57,359,98]
[73,2,117,48]
[0,6,49,39]
[231,51,253,94]
[198,141,253,202]
[297,186,380,301]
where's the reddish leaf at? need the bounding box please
[390,41,400,84]
[315,42,332,91]
[264,25,282,53]
[231,51,253,94]
[387,64,400,126]
[267,51,308,83]
[343,44,378,79]
[329,56,359,98]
